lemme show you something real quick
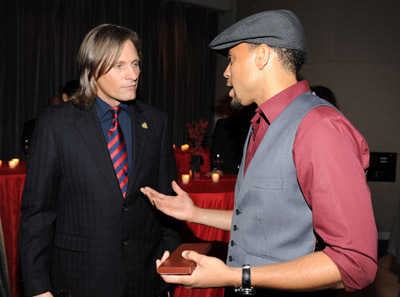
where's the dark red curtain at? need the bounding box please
[0,0,219,160]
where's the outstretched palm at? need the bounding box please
[141,181,196,222]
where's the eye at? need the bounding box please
[114,64,122,69]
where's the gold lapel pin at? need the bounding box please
[142,122,148,129]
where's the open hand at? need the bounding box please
[141,181,196,222]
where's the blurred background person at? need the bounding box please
[310,85,338,109]
[210,96,254,174]
[22,79,80,158]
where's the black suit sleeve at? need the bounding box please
[19,109,60,295]
[156,113,181,252]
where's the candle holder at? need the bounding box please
[211,171,220,183]
[9,158,20,168]
[13,158,20,166]
[181,144,189,151]
[182,174,190,184]
[9,160,17,168]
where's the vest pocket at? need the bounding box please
[246,251,284,265]
[245,176,283,190]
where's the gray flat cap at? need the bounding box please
[209,10,306,55]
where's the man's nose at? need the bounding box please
[127,66,140,80]
[223,64,230,79]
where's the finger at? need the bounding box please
[156,258,161,268]
[160,273,189,285]
[143,186,165,199]
[140,188,155,205]
[141,188,162,204]
[160,250,170,262]
[171,180,186,195]
[181,250,201,263]
[156,250,170,270]
[140,187,153,199]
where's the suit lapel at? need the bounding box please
[126,102,148,197]
[74,106,123,201]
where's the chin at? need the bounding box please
[230,97,244,110]
[120,94,136,101]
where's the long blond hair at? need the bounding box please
[74,24,142,110]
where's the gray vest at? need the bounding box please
[227,92,332,267]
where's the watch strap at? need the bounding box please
[242,264,251,288]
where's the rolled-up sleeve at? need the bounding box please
[294,106,378,292]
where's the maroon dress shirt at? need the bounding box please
[244,80,377,291]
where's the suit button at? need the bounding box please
[233,225,238,231]
[122,240,128,246]
[122,206,129,212]
[230,240,235,247]
[228,255,233,262]
[235,209,241,215]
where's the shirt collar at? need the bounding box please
[94,96,130,120]
[257,80,310,124]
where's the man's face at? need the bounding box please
[224,43,258,109]
[96,40,140,107]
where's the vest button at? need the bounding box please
[122,206,129,212]
[235,209,241,215]
[233,225,238,231]
[122,240,128,246]
[228,255,233,262]
[230,240,235,247]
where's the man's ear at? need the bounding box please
[255,44,270,70]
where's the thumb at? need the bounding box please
[172,180,185,195]
[182,250,201,263]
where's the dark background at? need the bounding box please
[0,0,220,160]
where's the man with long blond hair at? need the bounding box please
[19,24,180,297]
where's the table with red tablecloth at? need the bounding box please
[0,159,236,297]
[172,173,236,297]
[0,161,26,297]
[174,148,211,177]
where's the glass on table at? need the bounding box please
[212,153,223,172]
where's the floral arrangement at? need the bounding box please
[187,118,208,154]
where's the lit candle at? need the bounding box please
[9,160,17,168]
[0,160,2,167]
[182,174,190,184]
[211,172,220,183]
[11,158,20,166]
[181,144,189,151]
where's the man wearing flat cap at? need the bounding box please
[142,10,378,296]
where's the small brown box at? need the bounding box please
[157,243,211,275]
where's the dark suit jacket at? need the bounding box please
[19,100,180,297]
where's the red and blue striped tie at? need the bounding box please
[108,107,129,198]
